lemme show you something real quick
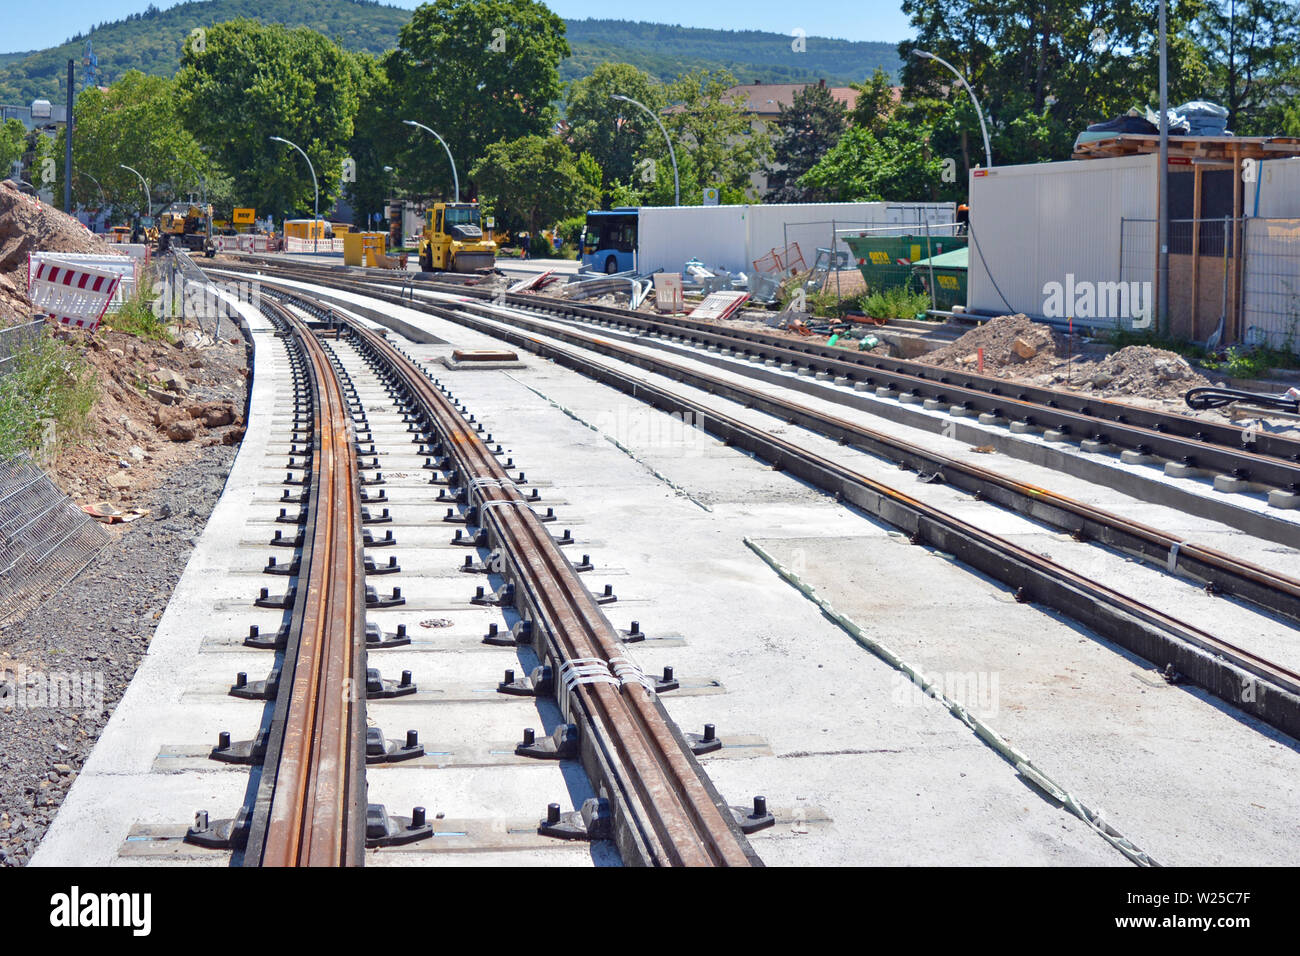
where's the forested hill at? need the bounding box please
[561,20,899,85]
[0,1,902,104]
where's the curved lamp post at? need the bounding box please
[119,163,149,218]
[402,120,459,203]
[912,50,993,170]
[610,93,679,206]
[270,135,319,250]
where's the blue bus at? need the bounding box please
[581,208,638,274]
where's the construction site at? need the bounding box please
[1,0,1299,940]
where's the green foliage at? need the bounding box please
[1094,326,1207,360]
[848,67,897,133]
[799,123,948,202]
[565,63,665,197]
[1200,344,1298,379]
[766,82,847,203]
[177,20,361,220]
[109,287,173,343]
[0,0,410,104]
[1191,0,1300,134]
[470,135,601,236]
[560,19,901,86]
[49,71,215,216]
[861,286,932,320]
[660,68,772,202]
[0,334,97,458]
[0,9,901,107]
[556,214,586,247]
[384,0,569,200]
[0,119,26,173]
[342,51,392,227]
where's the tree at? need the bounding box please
[662,68,772,201]
[0,119,25,177]
[470,135,600,239]
[765,82,848,203]
[176,20,361,219]
[897,0,1211,172]
[344,51,396,228]
[385,0,569,198]
[45,72,214,217]
[1191,0,1300,134]
[565,62,666,198]
[799,122,948,203]
[848,67,898,133]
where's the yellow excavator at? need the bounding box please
[157,202,215,256]
[417,202,495,273]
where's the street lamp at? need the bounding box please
[402,120,458,203]
[119,163,149,218]
[912,50,993,170]
[610,93,679,206]
[270,135,319,250]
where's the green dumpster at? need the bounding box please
[910,246,968,311]
[842,233,967,294]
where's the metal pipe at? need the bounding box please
[913,50,992,169]
[402,120,459,203]
[611,94,680,206]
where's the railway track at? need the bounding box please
[220,269,1300,743]
[220,255,1300,501]
[161,290,759,866]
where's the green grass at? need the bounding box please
[108,288,174,343]
[0,334,97,458]
[1200,344,1299,380]
[859,286,933,320]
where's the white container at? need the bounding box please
[966,154,1157,324]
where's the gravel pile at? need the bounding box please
[918,314,1068,374]
[0,341,248,867]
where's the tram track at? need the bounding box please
[225,270,1300,742]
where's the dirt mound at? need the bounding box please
[1063,346,1213,400]
[0,180,125,323]
[918,314,1068,374]
[48,326,248,508]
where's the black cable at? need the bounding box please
[1185,386,1299,413]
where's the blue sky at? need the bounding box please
[1,0,915,53]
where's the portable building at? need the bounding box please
[966,154,1157,331]
[633,201,955,276]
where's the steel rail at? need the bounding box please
[246,275,1300,630]
[342,320,757,867]
[243,299,367,866]
[218,256,1300,489]
[245,278,1300,741]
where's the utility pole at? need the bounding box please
[1157,0,1170,335]
[64,59,73,213]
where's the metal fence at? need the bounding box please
[1241,217,1300,351]
[0,321,45,379]
[1121,216,1300,349]
[0,452,110,629]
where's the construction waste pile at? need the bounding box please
[918,314,1213,401]
[0,180,124,322]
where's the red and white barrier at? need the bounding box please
[26,256,123,331]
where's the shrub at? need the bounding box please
[0,333,97,457]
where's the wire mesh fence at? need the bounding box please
[0,321,45,379]
[0,452,110,630]
[1242,218,1300,351]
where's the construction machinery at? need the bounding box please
[157,202,215,256]
[417,202,495,273]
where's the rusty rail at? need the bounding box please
[344,321,758,867]
[242,300,367,866]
